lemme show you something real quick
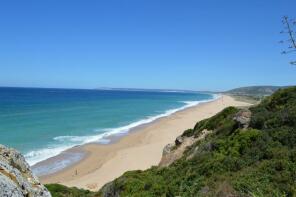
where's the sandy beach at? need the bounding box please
[40,95,251,191]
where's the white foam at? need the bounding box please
[27,94,220,166]
[26,145,74,166]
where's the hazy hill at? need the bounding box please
[225,86,282,97]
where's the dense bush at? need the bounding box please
[45,184,100,197]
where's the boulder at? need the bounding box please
[233,109,252,129]
[0,144,51,197]
[175,135,184,146]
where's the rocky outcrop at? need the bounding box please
[162,143,174,156]
[175,135,184,146]
[0,145,51,197]
[159,129,212,167]
[159,109,251,168]
[233,109,251,129]
[100,182,120,197]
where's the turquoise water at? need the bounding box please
[0,87,215,166]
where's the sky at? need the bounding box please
[0,0,295,91]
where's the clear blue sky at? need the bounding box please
[0,0,295,91]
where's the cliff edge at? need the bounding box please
[0,144,51,197]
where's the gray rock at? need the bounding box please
[0,174,24,197]
[0,144,51,197]
[175,135,184,146]
[162,143,174,156]
[233,109,252,129]
[100,181,120,197]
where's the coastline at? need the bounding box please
[32,93,217,176]
[28,93,217,167]
[40,95,251,191]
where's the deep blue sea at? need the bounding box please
[0,87,215,167]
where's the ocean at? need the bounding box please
[0,87,216,170]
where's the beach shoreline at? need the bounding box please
[40,95,251,191]
[32,94,218,177]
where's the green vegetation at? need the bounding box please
[228,95,261,104]
[46,87,296,197]
[45,184,100,197]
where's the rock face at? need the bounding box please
[100,182,120,197]
[162,143,174,156]
[159,129,212,167]
[0,145,51,197]
[175,135,184,146]
[233,109,252,129]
